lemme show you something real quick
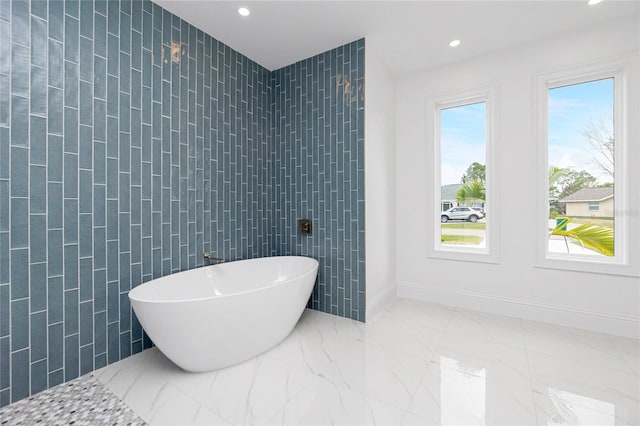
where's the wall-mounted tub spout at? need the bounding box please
[203,252,225,264]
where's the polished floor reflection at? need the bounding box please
[96,298,639,425]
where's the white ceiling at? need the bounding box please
[153,0,640,76]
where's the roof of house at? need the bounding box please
[441,184,462,201]
[559,187,614,203]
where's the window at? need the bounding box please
[429,88,497,263]
[537,56,639,276]
[547,78,615,259]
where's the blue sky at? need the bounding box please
[548,78,614,183]
[440,78,614,185]
[440,102,485,185]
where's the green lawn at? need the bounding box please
[568,217,613,228]
[441,222,486,230]
[441,235,483,244]
[552,217,614,229]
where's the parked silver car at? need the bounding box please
[441,206,484,223]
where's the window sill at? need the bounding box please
[427,247,499,265]
[536,256,639,277]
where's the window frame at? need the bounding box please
[427,87,499,264]
[535,55,639,277]
[588,202,600,212]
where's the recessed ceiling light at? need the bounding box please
[238,7,250,16]
[449,39,461,48]
[588,0,603,4]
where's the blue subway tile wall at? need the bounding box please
[271,39,366,322]
[0,0,273,406]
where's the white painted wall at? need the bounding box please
[395,16,640,338]
[365,43,397,319]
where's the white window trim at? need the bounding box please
[426,87,499,264]
[535,54,640,277]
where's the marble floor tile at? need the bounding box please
[321,338,431,411]
[175,353,317,425]
[527,351,639,425]
[400,410,439,425]
[533,388,636,426]
[445,308,527,350]
[266,308,366,376]
[433,336,533,392]
[143,383,204,425]
[408,359,537,426]
[86,300,639,426]
[376,298,455,331]
[191,405,231,425]
[94,347,161,399]
[522,319,633,375]
[264,376,406,426]
[364,314,445,360]
[606,334,640,378]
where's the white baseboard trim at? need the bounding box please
[366,285,397,322]
[398,282,640,339]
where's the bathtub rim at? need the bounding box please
[128,255,319,305]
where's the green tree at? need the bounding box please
[556,170,596,200]
[456,179,485,204]
[461,162,485,184]
[548,166,571,197]
[548,166,596,213]
[457,162,486,204]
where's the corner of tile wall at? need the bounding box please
[0,0,365,406]
[271,39,366,322]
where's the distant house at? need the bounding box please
[441,184,462,210]
[559,187,614,217]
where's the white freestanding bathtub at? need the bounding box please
[128,256,319,372]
